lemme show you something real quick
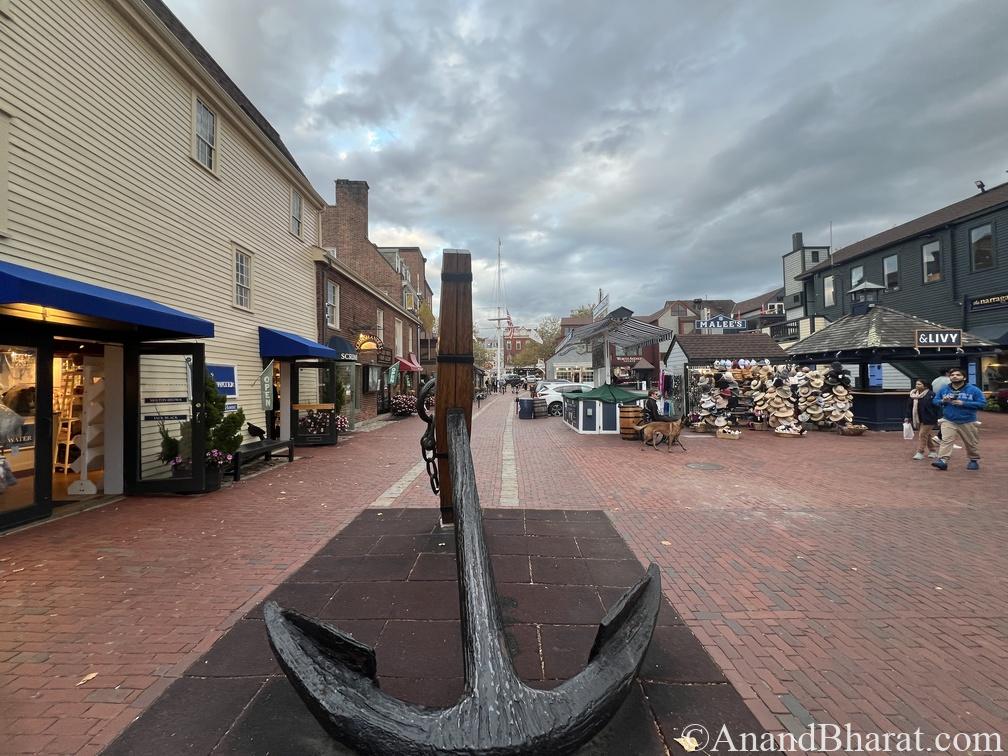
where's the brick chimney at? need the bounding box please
[792,231,804,252]
[321,179,369,253]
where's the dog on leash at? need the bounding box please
[634,416,686,452]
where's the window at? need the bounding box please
[810,250,820,263]
[394,318,403,358]
[883,254,899,291]
[823,275,835,307]
[194,97,216,171]
[506,339,512,351]
[970,224,994,270]
[0,110,9,237]
[922,241,942,282]
[405,291,415,310]
[376,309,384,343]
[326,281,339,328]
[290,191,303,237]
[234,248,252,309]
[408,327,413,354]
[850,265,864,288]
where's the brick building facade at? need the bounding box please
[318,180,425,424]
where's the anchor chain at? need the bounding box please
[417,377,439,494]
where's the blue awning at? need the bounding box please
[259,326,338,359]
[0,259,214,338]
[327,335,358,362]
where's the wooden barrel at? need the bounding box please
[619,405,643,440]
[532,398,547,418]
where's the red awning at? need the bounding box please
[407,352,423,371]
[397,355,421,372]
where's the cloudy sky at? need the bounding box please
[168,0,1008,329]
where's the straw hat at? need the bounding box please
[842,410,854,422]
[798,412,810,422]
[715,396,729,409]
[798,386,811,396]
[714,416,729,427]
[775,386,792,398]
[834,400,850,411]
[829,409,845,422]
[809,377,824,388]
[807,406,824,418]
[773,407,793,418]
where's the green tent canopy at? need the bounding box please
[562,383,648,403]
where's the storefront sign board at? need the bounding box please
[868,363,883,388]
[387,363,399,384]
[968,291,1008,312]
[915,329,962,347]
[694,314,748,330]
[206,364,239,398]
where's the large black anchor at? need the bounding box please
[264,409,661,754]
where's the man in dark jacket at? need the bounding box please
[931,367,986,470]
[643,390,670,424]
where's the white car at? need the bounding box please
[537,382,594,416]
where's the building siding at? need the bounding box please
[0,0,323,431]
[806,204,1008,334]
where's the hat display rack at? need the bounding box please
[687,359,856,438]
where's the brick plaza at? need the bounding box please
[1,393,1005,753]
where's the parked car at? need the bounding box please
[502,373,525,387]
[537,382,594,416]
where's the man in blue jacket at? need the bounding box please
[931,367,986,470]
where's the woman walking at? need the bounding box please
[905,379,938,460]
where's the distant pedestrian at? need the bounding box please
[931,368,952,394]
[904,379,938,460]
[931,368,986,471]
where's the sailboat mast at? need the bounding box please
[496,239,503,383]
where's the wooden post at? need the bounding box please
[435,250,474,524]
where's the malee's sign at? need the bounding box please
[915,329,962,347]
[694,314,747,330]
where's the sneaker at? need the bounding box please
[931,459,948,470]
[966,460,979,471]
[912,452,925,460]
[927,452,938,458]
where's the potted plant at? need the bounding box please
[391,393,417,417]
[161,371,245,491]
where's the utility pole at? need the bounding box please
[487,239,507,383]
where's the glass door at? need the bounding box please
[0,341,53,529]
[125,343,206,494]
[290,360,338,445]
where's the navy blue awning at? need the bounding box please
[259,327,338,359]
[0,259,214,338]
[327,335,358,362]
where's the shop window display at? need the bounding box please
[0,347,37,513]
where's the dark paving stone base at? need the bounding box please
[105,508,769,755]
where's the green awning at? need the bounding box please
[562,383,648,403]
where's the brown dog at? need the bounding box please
[634,418,685,452]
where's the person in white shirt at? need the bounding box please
[931,368,951,394]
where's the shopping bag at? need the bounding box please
[902,422,914,440]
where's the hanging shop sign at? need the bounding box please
[968,291,1008,312]
[387,363,400,384]
[377,347,393,366]
[356,333,383,351]
[259,361,275,411]
[915,329,962,347]
[206,364,239,398]
[694,314,748,330]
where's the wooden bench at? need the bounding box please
[229,438,294,481]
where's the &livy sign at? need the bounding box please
[915,329,962,347]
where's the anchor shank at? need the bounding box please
[446,409,518,696]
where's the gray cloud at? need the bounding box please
[168,0,1008,326]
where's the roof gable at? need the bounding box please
[799,182,1008,279]
[666,332,788,363]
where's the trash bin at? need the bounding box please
[518,398,534,419]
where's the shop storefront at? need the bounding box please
[258,327,344,446]
[0,260,214,529]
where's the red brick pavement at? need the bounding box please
[506,407,1008,746]
[2,393,1006,753]
[0,418,427,755]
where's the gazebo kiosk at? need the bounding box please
[787,302,998,430]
